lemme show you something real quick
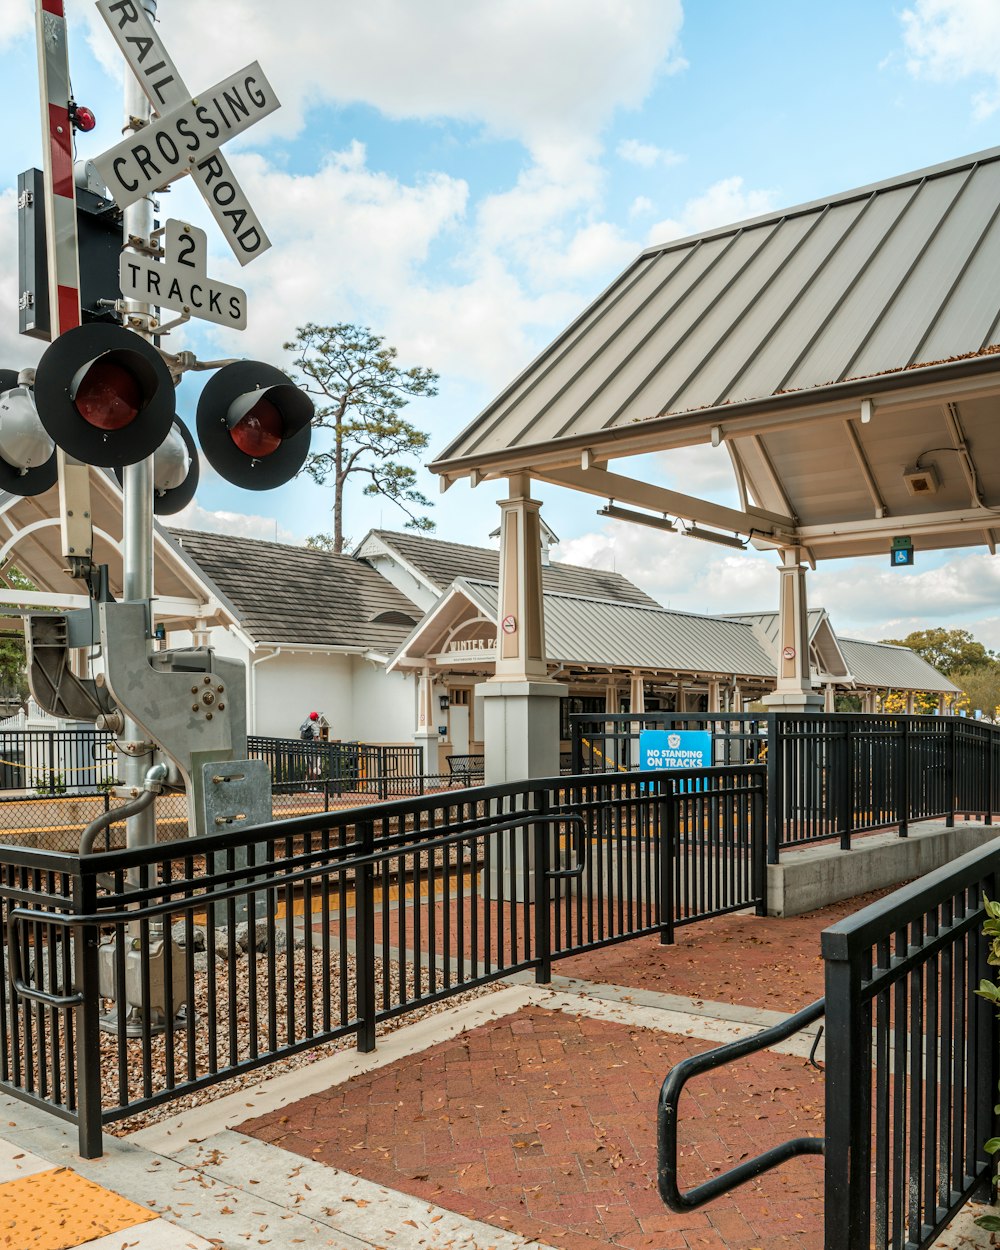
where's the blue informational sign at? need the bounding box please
[639,730,712,771]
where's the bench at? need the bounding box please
[446,754,485,787]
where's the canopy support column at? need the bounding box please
[414,665,441,777]
[477,474,563,784]
[763,548,824,713]
[629,670,645,767]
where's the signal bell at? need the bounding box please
[34,323,176,468]
[196,361,313,490]
[0,368,57,497]
[114,416,199,516]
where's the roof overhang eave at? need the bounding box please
[430,352,1000,481]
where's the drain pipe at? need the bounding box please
[80,762,169,855]
[249,647,282,734]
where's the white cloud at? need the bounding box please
[647,176,778,245]
[617,139,684,169]
[554,521,1000,649]
[170,501,296,544]
[810,551,1000,631]
[901,0,1000,118]
[657,444,744,505]
[629,196,655,219]
[169,141,640,391]
[530,222,637,287]
[180,142,471,364]
[83,0,685,154]
[554,522,779,615]
[0,1,31,48]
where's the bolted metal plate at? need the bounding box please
[0,1166,155,1249]
[200,758,272,832]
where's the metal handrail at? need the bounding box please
[6,908,83,1008]
[545,811,587,879]
[657,997,826,1211]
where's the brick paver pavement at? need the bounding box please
[556,887,899,1013]
[243,1004,825,1250]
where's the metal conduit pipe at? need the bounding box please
[80,762,169,856]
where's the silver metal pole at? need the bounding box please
[121,0,158,850]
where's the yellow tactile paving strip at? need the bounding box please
[0,1166,155,1250]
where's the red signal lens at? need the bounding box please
[73,359,142,431]
[72,105,97,133]
[229,396,283,457]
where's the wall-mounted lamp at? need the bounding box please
[438,693,451,711]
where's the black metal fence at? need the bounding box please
[822,840,998,1249]
[657,837,1000,1250]
[0,764,764,1156]
[0,727,116,795]
[247,736,424,795]
[0,731,426,800]
[572,712,1000,861]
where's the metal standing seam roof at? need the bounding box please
[432,145,1000,474]
[725,609,826,649]
[169,529,423,652]
[837,638,959,695]
[459,580,776,678]
[356,528,661,606]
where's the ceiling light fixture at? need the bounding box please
[597,503,677,532]
[683,525,746,550]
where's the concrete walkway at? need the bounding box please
[0,900,995,1249]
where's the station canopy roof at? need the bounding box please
[431,146,1000,563]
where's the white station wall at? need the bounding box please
[166,625,418,743]
[351,657,415,744]
[253,652,355,740]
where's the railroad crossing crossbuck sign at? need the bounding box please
[92,0,275,266]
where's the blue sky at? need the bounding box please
[3,1,1000,645]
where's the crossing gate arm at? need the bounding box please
[657,997,826,1211]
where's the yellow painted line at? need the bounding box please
[188,870,481,926]
[0,1166,155,1250]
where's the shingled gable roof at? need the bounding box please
[355,528,661,607]
[168,529,422,652]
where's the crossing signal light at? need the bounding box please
[34,323,176,468]
[196,361,312,490]
[113,416,199,515]
[0,368,57,497]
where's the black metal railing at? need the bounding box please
[822,839,999,1249]
[657,998,826,1209]
[0,728,117,795]
[0,730,426,799]
[247,736,424,795]
[0,764,764,1157]
[572,712,1000,860]
[657,837,1000,1250]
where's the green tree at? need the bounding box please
[950,664,1000,722]
[879,627,995,675]
[304,533,337,553]
[285,323,439,554]
[0,566,37,713]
